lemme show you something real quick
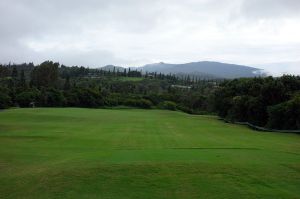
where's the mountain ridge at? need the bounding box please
[99,61,265,79]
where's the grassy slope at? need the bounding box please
[0,108,299,199]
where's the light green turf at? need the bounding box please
[0,108,299,199]
[115,77,144,81]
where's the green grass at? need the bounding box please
[115,77,144,81]
[0,108,299,199]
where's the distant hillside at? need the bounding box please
[100,65,125,72]
[140,61,264,79]
[100,61,265,79]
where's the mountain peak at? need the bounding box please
[140,61,265,79]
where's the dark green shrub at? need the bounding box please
[159,101,177,111]
[0,93,11,109]
[267,96,300,130]
[16,91,39,107]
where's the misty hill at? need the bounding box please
[140,61,264,79]
[100,61,265,79]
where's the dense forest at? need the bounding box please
[214,76,300,130]
[0,61,299,130]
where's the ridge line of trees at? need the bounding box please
[0,61,219,114]
[213,76,300,130]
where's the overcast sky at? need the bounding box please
[0,0,300,75]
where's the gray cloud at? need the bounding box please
[239,0,300,19]
[0,0,299,75]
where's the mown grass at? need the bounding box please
[0,108,299,199]
[115,77,144,81]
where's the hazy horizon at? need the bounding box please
[1,59,299,77]
[1,0,300,75]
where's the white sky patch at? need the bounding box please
[0,0,300,75]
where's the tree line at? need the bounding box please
[213,76,300,130]
[0,61,218,114]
